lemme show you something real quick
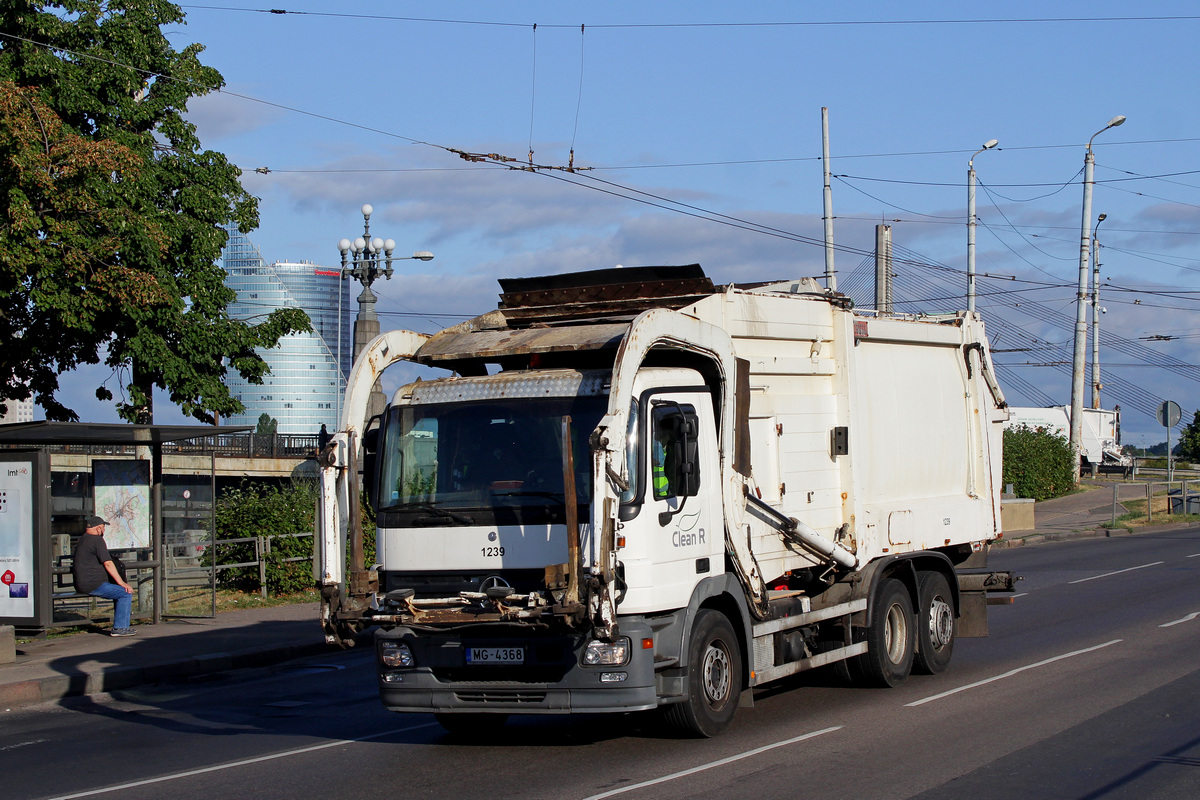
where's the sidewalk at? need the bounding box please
[1,602,335,712]
[996,480,1173,548]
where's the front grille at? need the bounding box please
[432,665,570,683]
[455,690,548,705]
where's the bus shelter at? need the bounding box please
[0,422,251,631]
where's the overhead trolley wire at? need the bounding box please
[179,7,1200,30]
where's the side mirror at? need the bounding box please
[672,414,700,497]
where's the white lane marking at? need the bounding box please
[1189,553,1200,558]
[0,738,49,751]
[1011,592,1029,599]
[44,722,440,800]
[581,726,843,800]
[1068,561,1163,584]
[906,639,1123,707]
[1161,612,1200,628]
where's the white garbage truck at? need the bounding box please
[1005,405,1131,474]
[315,265,1015,736]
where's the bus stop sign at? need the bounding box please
[1157,400,1181,428]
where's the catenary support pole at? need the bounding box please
[822,107,836,292]
[1091,214,1106,408]
[874,224,891,314]
[1071,117,1124,482]
[966,139,997,313]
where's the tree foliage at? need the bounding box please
[214,481,375,596]
[254,412,277,438]
[1179,410,1200,463]
[0,1,309,422]
[214,482,316,595]
[1002,425,1076,501]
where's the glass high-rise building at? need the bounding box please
[220,224,351,434]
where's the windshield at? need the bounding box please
[377,395,611,519]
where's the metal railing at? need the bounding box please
[206,532,314,597]
[1108,480,1199,525]
[6,432,321,459]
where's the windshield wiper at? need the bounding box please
[401,501,474,525]
[493,490,566,501]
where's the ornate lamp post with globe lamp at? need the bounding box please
[336,204,433,423]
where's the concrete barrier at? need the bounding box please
[1001,498,1035,531]
[0,625,14,665]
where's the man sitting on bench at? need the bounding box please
[72,515,136,637]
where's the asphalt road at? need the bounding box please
[5,526,1199,800]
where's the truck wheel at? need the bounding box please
[434,713,509,736]
[857,578,915,688]
[664,609,742,737]
[913,571,955,675]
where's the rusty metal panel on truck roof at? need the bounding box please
[414,321,631,363]
[497,264,716,325]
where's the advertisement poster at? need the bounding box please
[93,460,151,550]
[0,462,34,620]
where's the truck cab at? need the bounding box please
[369,366,730,719]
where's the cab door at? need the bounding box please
[644,392,722,609]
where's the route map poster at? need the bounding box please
[93,460,151,550]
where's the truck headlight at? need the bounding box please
[582,637,630,666]
[380,641,414,668]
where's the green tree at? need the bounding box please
[1003,425,1076,501]
[0,1,309,422]
[252,412,277,455]
[1178,410,1200,463]
[255,412,277,439]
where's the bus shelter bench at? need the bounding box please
[52,556,112,626]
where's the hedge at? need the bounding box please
[1002,425,1076,501]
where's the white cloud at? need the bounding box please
[186,90,284,142]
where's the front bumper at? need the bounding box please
[375,621,658,715]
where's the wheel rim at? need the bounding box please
[884,602,908,664]
[701,639,732,706]
[928,595,953,650]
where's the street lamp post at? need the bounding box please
[967,138,999,313]
[1070,116,1125,481]
[1091,213,1107,409]
[336,204,434,424]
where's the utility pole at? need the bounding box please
[874,223,892,314]
[821,107,836,292]
[1070,116,1125,481]
[967,139,999,313]
[1091,213,1107,409]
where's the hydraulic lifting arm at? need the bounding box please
[316,329,430,646]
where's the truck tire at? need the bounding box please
[913,570,955,675]
[664,609,742,737]
[856,578,915,688]
[434,713,509,736]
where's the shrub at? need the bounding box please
[215,482,316,594]
[1003,425,1076,501]
[214,481,376,596]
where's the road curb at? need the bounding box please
[997,520,1194,549]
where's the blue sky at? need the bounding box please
[54,1,1200,447]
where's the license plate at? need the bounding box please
[465,646,525,665]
